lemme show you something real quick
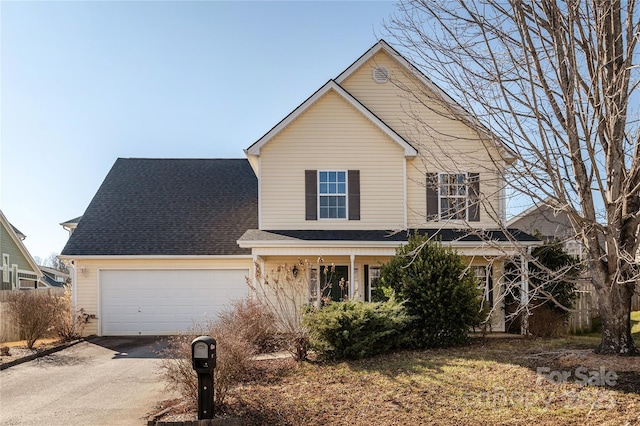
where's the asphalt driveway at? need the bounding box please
[0,337,177,425]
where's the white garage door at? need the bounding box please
[100,269,249,336]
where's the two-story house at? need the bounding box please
[60,40,539,336]
[1,210,42,290]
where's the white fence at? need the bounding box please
[0,288,65,343]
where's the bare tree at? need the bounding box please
[44,252,69,274]
[384,0,639,354]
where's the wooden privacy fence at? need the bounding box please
[568,280,640,334]
[0,288,65,343]
[568,279,596,334]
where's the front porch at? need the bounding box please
[238,228,542,332]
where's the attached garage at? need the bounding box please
[100,269,249,336]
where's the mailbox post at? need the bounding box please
[191,336,216,420]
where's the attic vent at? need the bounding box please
[372,66,390,83]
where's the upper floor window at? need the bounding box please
[440,173,468,220]
[426,172,480,222]
[319,171,347,219]
[306,170,360,221]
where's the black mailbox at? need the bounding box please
[191,336,216,372]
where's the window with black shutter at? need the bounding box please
[426,172,480,221]
[305,170,360,220]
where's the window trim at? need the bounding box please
[367,266,381,302]
[438,172,469,221]
[317,170,348,220]
[11,264,18,289]
[2,254,9,283]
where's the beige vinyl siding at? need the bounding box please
[260,90,406,230]
[73,257,253,336]
[341,50,505,228]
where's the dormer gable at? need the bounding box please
[245,79,417,173]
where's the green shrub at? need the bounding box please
[303,297,412,360]
[377,234,484,348]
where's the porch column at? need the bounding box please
[520,249,530,335]
[350,254,355,300]
[252,254,265,300]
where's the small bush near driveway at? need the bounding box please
[158,297,265,407]
[5,289,63,349]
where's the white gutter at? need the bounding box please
[57,254,254,260]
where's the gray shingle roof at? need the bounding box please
[61,158,257,256]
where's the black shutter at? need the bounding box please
[468,172,480,222]
[348,170,360,220]
[426,173,438,221]
[305,170,317,220]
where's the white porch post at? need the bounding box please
[350,254,355,300]
[252,254,265,300]
[520,249,530,335]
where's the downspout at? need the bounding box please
[403,158,408,229]
[64,259,78,334]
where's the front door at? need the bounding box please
[322,265,349,302]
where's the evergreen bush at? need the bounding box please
[303,297,411,360]
[377,233,484,348]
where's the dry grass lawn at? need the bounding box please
[199,335,640,426]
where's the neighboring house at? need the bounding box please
[507,201,583,258]
[39,265,70,288]
[60,216,82,236]
[1,210,43,290]
[60,40,540,337]
[507,200,640,317]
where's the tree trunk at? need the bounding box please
[594,275,637,355]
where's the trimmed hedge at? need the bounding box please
[303,297,412,360]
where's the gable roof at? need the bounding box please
[245,80,417,157]
[60,158,258,256]
[336,40,516,163]
[0,210,42,277]
[10,224,26,240]
[60,216,83,227]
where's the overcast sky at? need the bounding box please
[1,1,402,261]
